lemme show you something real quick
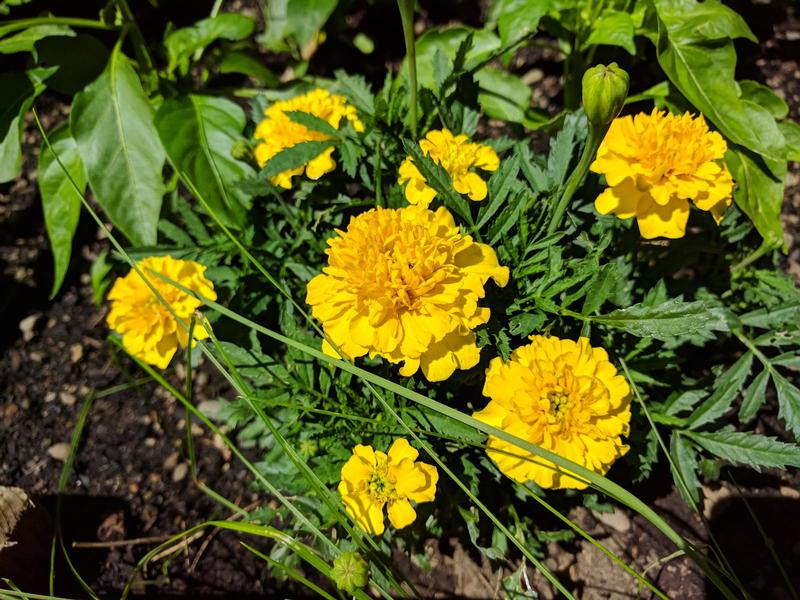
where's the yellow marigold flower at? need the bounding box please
[106,256,217,369]
[338,439,438,535]
[473,336,631,490]
[397,129,500,208]
[306,205,509,381]
[254,88,364,189]
[591,109,733,239]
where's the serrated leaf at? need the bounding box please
[90,250,111,306]
[688,352,753,429]
[581,263,619,315]
[71,48,166,246]
[477,153,520,229]
[738,368,770,423]
[155,95,255,228]
[738,302,800,329]
[38,124,86,298]
[773,371,800,439]
[332,70,374,116]
[400,138,470,219]
[165,13,254,75]
[685,428,800,470]
[592,298,730,341]
[546,114,579,188]
[663,389,706,417]
[670,432,701,504]
[284,110,341,138]
[260,140,334,180]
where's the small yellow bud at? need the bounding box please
[582,63,630,127]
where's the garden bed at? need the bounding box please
[1,0,800,598]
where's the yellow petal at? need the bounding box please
[635,195,689,239]
[387,438,419,464]
[387,499,417,529]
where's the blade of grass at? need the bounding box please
[240,542,339,600]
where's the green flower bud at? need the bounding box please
[331,551,369,594]
[582,63,630,127]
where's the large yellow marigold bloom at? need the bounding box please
[591,109,733,239]
[398,129,500,208]
[106,256,217,369]
[306,205,509,381]
[473,336,631,490]
[254,88,363,189]
[338,438,438,535]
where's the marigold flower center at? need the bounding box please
[332,214,456,312]
[366,459,395,501]
[547,390,571,419]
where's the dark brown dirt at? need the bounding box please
[1,1,800,598]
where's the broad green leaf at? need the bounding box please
[474,67,531,123]
[592,299,729,341]
[165,13,254,74]
[688,352,753,429]
[413,27,501,89]
[218,51,279,86]
[260,140,333,179]
[772,371,800,439]
[38,124,86,298]
[738,368,770,423]
[669,432,701,504]
[725,146,786,249]
[0,67,52,182]
[0,23,73,54]
[154,95,255,229]
[260,0,337,50]
[35,33,108,95]
[738,80,789,120]
[71,47,166,246]
[585,10,635,55]
[780,120,800,161]
[490,0,551,47]
[685,428,800,470]
[653,0,785,162]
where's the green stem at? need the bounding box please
[0,17,116,36]
[114,0,156,81]
[547,124,604,234]
[730,241,772,273]
[397,0,418,137]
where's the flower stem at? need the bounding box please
[547,124,604,234]
[397,0,418,137]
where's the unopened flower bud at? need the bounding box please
[331,551,369,594]
[582,63,629,127]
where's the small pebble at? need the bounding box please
[47,443,70,461]
[59,392,77,406]
[19,314,40,342]
[172,463,189,483]
[69,344,83,363]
